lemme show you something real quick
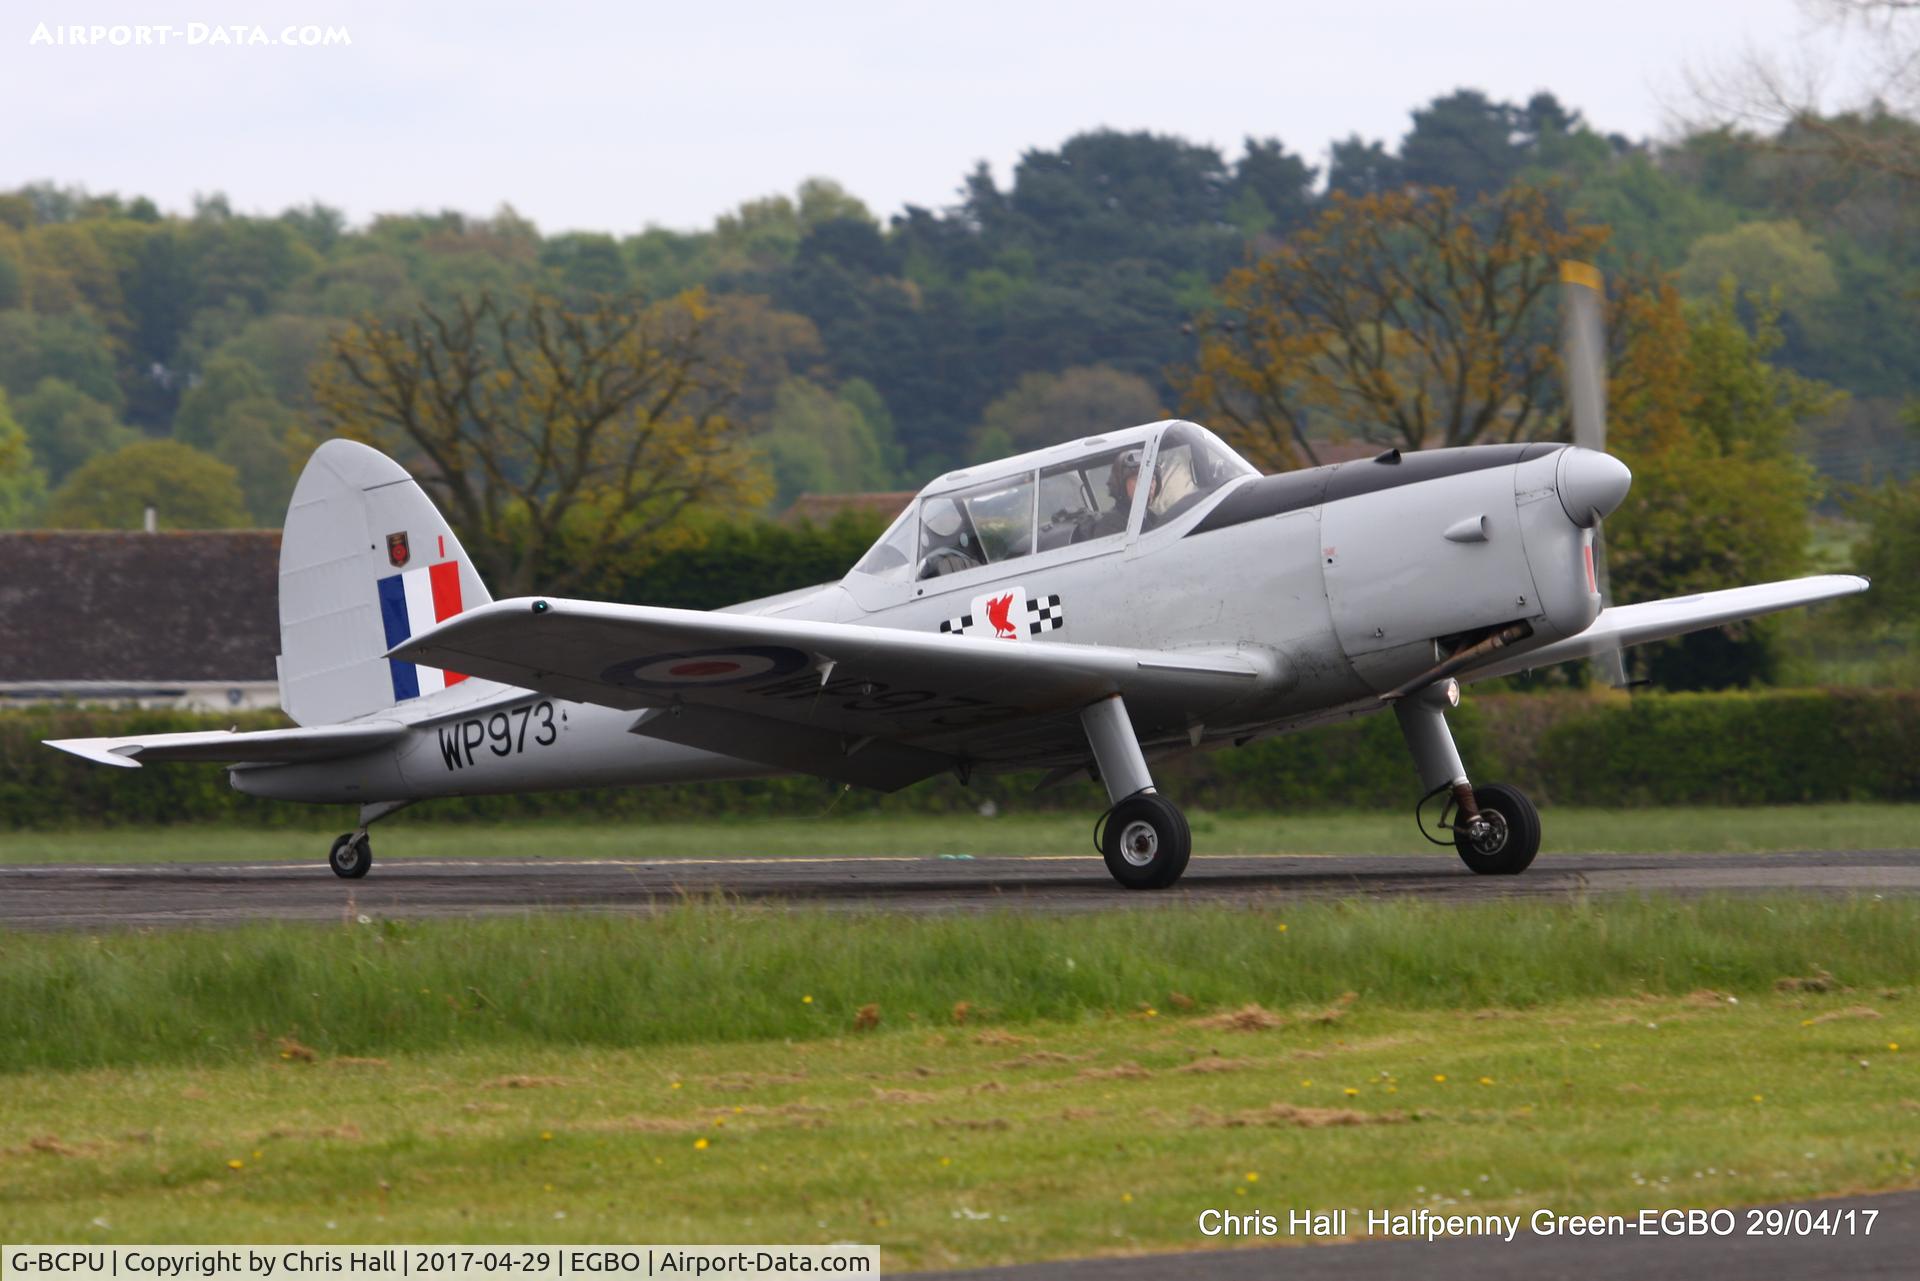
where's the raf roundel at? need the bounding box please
[602,645,809,689]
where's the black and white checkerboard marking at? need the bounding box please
[939,594,1064,637]
[1026,594,1064,634]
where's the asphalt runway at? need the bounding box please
[2,849,1918,930]
[912,1190,1920,1280]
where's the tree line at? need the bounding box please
[1,83,1916,685]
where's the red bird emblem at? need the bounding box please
[984,591,1018,639]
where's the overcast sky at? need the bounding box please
[2,0,1875,235]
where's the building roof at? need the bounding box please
[0,531,281,682]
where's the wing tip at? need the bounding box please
[44,737,144,768]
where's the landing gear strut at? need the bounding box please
[326,799,411,879]
[1395,682,1541,875]
[1082,695,1191,889]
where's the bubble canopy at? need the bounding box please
[850,421,1256,583]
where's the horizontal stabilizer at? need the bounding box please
[1467,574,1869,683]
[45,721,407,769]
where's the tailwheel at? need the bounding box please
[1100,792,1192,890]
[328,831,372,879]
[1453,782,1540,876]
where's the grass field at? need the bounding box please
[7,896,1920,1073]
[3,900,1918,1266]
[2,803,1915,866]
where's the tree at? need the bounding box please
[0,310,123,408]
[23,221,127,335]
[1401,90,1594,198]
[1850,472,1920,622]
[1686,1,1920,183]
[1398,89,1532,199]
[1604,277,1838,686]
[1568,150,1740,267]
[1677,219,1839,314]
[989,130,1241,273]
[0,389,47,527]
[314,288,769,595]
[186,213,319,317]
[208,315,336,412]
[181,366,301,523]
[1181,183,1607,468]
[1326,136,1403,197]
[712,194,806,275]
[540,232,630,300]
[12,377,135,483]
[756,377,905,507]
[173,353,275,449]
[0,225,24,309]
[970,366,1164,459]
[1226,138,1318,238]
[697,293,826,429]
[209,396,300,523]
[796,178,877,231]
[42,439,247,529]
[279,201,347,255]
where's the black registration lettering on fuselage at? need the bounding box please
[439,700,558,770]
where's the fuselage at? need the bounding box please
[235,427,1619,807]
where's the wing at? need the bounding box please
[393,597,1277,787]
[1466,574,1868,684]
[45,721,408,769]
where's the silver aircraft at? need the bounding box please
[47,274,1867,889]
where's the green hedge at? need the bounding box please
[1532,690,1920,805]
[2,690,1915,829]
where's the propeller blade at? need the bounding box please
[1589,523,1628,688]
[1561,261,1607,457]
[1561,261,1628,688]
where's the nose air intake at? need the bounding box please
[1556,448,1631,528]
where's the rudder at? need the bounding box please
[278,440,493,726]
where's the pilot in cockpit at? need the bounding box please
[1147,441,1197,516]
[1080,447,1147,541]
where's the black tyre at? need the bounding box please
[329,832,372,879]
[1454,782,1540,875]
[1101,792,1192,890]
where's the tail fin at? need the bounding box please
[277,439,494,726]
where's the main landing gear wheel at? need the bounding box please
[1454,783,1540,876]
[329,831,372,879]
[1101,793,1192,890]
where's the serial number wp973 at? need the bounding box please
[438,701,557,770]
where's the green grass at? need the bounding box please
[3,984,1917,1264]
[6,897,1920,1075]
[7,899,1920,1265]
[3,803,1915,865]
